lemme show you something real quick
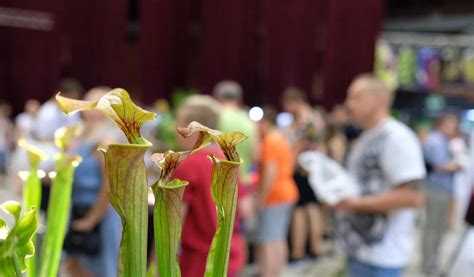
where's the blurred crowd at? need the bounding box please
[0,74,473,277]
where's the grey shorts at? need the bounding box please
[257,203,293,244]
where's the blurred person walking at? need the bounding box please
[421,114,461,275]
[0,100,13,185]
[336,74,426,277]
[15,99,40,139]
[214,80,259,186]
[173,95,252,277]
[282,88,324,264]
[449,130,471,226]
[63,87,122,277]
[214,80,259,266]
[256,106,298,277]
[33,79,82,142]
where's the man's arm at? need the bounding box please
[335,179,424,214]
[436,161,461,173]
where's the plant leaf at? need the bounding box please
[18,138,47,276]
[99,143,150,277]
[56,88,156,144]
[176,122,247,276]
[152,178,188,277]
[150,151,190,182]
[0,203,39,277]
[177,121,247,162]
[150,150,193,277]
[1,201,21,224]
[204,156,241,277]
[54,125,81,152]
[58,87,154,276]
[39,153,81,277]
[18,139,49,167]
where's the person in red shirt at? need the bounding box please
[173,95,252,277]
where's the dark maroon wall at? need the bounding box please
[64,0,128,89]
[140,0,194,102]
[322,0,384,108]
[3,0,383,113]
[140,0,382,107]
[261,0,323,107]
[0,0,64,114]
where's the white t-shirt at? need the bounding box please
[336,118,426,268]
[33,100,81,141]
[16,112,35,138]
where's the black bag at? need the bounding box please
[465,191,474,226]
[63,206,101,256]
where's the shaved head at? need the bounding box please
[345,74,392,129]
[349,74,393,107]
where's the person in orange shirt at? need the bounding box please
[256,106,299,277]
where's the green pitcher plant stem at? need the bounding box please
[150,151,190,277]
[177,122,247,277]
[39,126,82,277]
[18,139,48,277]
[99,143,150,276]
[204,156,241,276]
[57,89,156,277]
[0,201,39,277]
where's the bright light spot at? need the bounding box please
[18,171,29,181]
[38,170,46,179]
[249,106,264,122]
[71,160,81,168]
[48,171,57,179]
[467,109,474,122]
[277,112,294,128]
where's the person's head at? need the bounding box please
[57,78,83,99]
[213,80,243,106]
[82,86,110,122]
[258,106,278,136]
[330,104,350,128]
[0,100,12,118]
[345,73,393,129]
[24,99,40,116]
[282,87,307,115]
[176,95,221,150]
[436,114,458,138]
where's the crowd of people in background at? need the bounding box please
[0,74,472,277]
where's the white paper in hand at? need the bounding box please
[298,151,359,205]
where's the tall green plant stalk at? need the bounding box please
[39,126,82,277]
[18,139,48,277]
[150,151,190,277]
[177,122,246,277]
[149,122,246,277]
[100,143,150,276]
[0,201,39,276]
[56,89,156,277]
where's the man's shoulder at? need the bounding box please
[383,118,417,141]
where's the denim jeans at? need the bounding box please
[347,257,403,277]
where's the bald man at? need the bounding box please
[334,74,426,277]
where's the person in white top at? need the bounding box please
[32,79,82,142]
[15,99,40,139]
[333,74,426,277]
